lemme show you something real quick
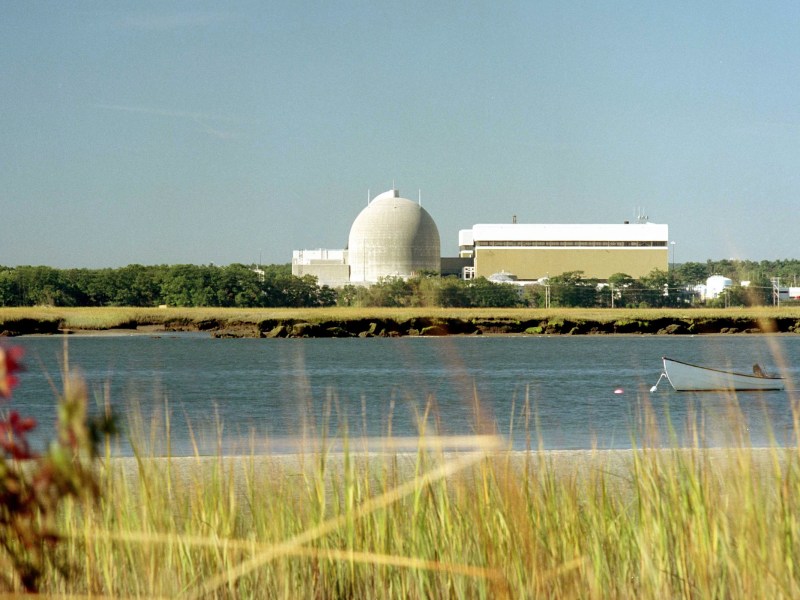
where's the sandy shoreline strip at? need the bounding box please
[104,447,790,489]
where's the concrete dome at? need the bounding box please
[348,189,440,283]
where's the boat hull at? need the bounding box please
[663,357,785,392]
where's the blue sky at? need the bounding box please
[2,2,798,268]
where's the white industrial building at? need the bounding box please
[291,249,351,288]
[695,277,800,302]
[459,221,669,281]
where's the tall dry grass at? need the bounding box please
[21,389,800,599]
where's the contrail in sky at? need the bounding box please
[92,103,258,139]
[119,11,229,32]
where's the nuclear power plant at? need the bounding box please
[292,188,669,286]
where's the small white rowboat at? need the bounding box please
[651,356,785,392]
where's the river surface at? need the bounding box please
[8,334,800,456]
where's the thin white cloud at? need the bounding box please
[118,10,231,32]
[732,120,800,139]
[92,103,259,139]
[94,104,211,121]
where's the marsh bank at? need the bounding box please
[2,306,800,338]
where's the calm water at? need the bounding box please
[8,334,800,455]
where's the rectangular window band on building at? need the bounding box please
[475,241,667,248]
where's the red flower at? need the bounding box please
[0,346,24,400]
[0,410,37,459]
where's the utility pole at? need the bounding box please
[669,241,676,303]
[772,277,781,307]
[770,277,781,307]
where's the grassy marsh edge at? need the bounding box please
[2,306,800,337]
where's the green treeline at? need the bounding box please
[0,264,336,308]
[0,259,797,309]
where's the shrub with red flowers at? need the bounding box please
[0,345,116,592]
[0,346,23,401]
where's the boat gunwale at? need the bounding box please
[662,356,784,382]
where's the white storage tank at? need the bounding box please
[705,275,733,300]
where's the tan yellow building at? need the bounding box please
[459,222,669,281]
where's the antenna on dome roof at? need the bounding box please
[367,189,370,205]
[418,189,421,206]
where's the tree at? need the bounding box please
[676,262,709,286]
[336,284,359,307]
[214,264,261,307]
[109,265,163,306]
[160,265,203,307]
[0,269,19,306]
[606,273,636,308]
[260,271,335,307]
[362,277,414,307]
[741,276,772,306]
[548,271,598,307]
[12,266,81,306]
[466,278,523,308]
[438,277,471,308]
[637,269,671,307]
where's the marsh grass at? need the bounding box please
[16,387,799,599]
[3,305,800,333]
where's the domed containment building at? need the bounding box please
[348,189,440,283]
[291,189,441,286]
